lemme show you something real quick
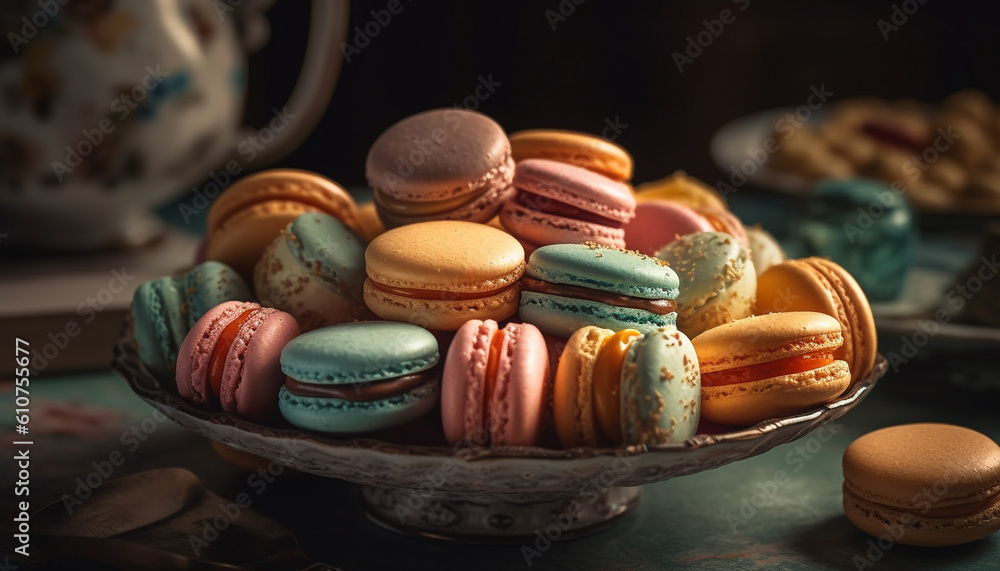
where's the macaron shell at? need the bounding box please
[132,278,186,381]
[364,279,520,331]
[655,232,756,338]
[700,360,850,426]
[513,159,636,222]
[623,201,714,256]
[693,207,750,250]
[499,201,627,248]
[745,225,786,277]
[366,109,511,201]
[525,242,679,299]
[519,292,676,338]
[280,321,439,384]
[365,221,525,292]
[621,327,701,445]
[554,326,615,448]
[184,261,253,327]
[355,201,386,242]
[508,129,634,181]
[278,379,441,433]
[220,307,302,423]
[176,301,260,407]
[634,171,728,211]
[489,322,549,446]
[441,319,496,444]
[376,158,517,228]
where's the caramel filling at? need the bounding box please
[284,369,436,401]
[214,194,351,230]
[369,280,515,301]
[482,329,506,426]
[515,190,623,228]
[592,329,640,445]
[701,350,835,387]
[208,309,257,398]
[521,276,676,315]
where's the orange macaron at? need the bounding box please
[508,129,634,182]
[205,169,361,279]
[363,221,525,330]
[756,257,877,383]
[692,311,851,426]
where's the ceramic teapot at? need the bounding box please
[0,0,348,250]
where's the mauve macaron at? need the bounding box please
[176,301,301,423]
[366,109,516,228]
[500,159,636,253]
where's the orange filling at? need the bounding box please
[369,280,512,301]
[592,329,640,444]
[207,309,256,397]
[482,329,506,424]
[701,351,835,387]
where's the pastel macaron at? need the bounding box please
[131,261,252,381]
[366,109,515,228]
[691,206,750,249]
[843,423,1000,546]
[278,322,441,433]
[634,171,728,211]
[500,159,636,253]
[655,232,756,338]
[623,200,714,256]
[555,325,700,447]
[364,221,525,330]
[206,169,361,279]
[254,212,373,331]
[508,129,634,182]
[756,257,877,383]
[441,320,549,447]
[519,242,679,338]
[176,301,302,423]
[692,311,851,426]
[745,224,786,277]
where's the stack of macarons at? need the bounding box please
[130,107,881,449]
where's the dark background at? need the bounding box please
[246,0,1000,188]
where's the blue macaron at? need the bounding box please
[519,243,680,337]
[131,261,252,381]
[278,322,441,433]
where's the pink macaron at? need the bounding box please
[623,200,715,256]
[441,319,549,447]
[176,301,301,423]
[500,159,635,251]
[693,206,750,249]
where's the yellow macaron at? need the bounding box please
[509,129,634,182]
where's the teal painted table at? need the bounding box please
[3,352,998,570]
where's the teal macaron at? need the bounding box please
[519,242,679,337]
[621,327,701,444]
[278,322,441,433]
[131,261,252,381]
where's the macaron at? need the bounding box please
[366,108,515,228]
[554,325,700,447]
[364,221,525,330]
[508,129,634,182]
[692,312,851,426]
[843,423,1000,546]
[176,301,301,423]
[795,178,917,302]
[622,200,714,256]
[756,257,877,383]
[206,169,360,279]
[500,159,636,252]
[745,224,786,277]
[254,212,373,331]
[519,242,679,338]
[278,322,441,433]
[441,320,549,447]
[355,201,386,242]
[131,261,252,381]
[654,232,756,338]
[634,170,728,211]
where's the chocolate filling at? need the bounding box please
[515,190,623,228]
[521,276,676,315]
[369,280,515,301]
[285,369,437,401]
